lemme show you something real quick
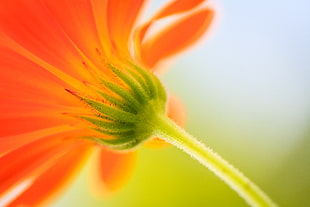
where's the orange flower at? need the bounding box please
[0,0,214,206]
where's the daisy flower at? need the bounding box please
[0,0,276,207]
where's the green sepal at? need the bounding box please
[125,66,151,97]
[79,97,137,123]
[151,73,167,103]
[92,128,135,137]
[108,63,148,103]
[128,62,157,98]
[96,91,136,113]
[83,135,139,150]
[80,116,135,131]
[100,79,141,111]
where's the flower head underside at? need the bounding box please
[0,0,214,206]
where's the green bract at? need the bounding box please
[68,63,167,150]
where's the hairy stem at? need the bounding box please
[152,114,277,207]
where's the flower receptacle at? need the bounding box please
[67,62,168,150]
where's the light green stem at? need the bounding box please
[152,114,277,207]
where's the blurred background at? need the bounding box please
[54,0,310,206]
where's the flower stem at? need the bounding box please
[152,114,277,207]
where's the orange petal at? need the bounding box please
[135,0,205,45]
[152,0,205,19]
[107,0,145,56]
[89,0,112,57]
[0,0,95,84]
[0,131,82,196]
[134,0,207,67]
[145,94,186,148]
[140,8,214,68]
[43,0,107,70]
[0,47,69,103]
[0,125,76,156]
[0,116,75,138]
[166,94,187,128]
[89,147,136,196]
[0,48,86,137]
[4,139,92,207]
